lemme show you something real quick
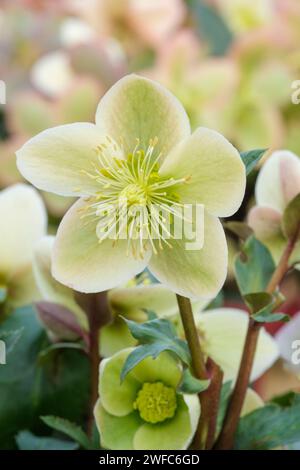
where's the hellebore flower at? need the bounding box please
[193,308,279,382]
[17,75,246,299]
[248,150,300,264]
[94,348,265,450]
[94,349,200,450]
[0,184,47,311]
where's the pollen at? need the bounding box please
[80,136,190,259]
[133,382,177,424]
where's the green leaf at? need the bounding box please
[15,430,78,450]
[216,382,232,435]
[235,392,300,449]
[282,194,300,240]
[244,292,290,323]
[178,369,210,394]
[121,318,191,381]
[0,306,90,448]
[240,149,267,175]
[41,416,93,450]
[38,342,86,364]
[188,0,232,56]
[235,236,275,295]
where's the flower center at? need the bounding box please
[80,137,190,259]
[133,381,177,424]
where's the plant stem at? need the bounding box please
[215,224,300,450]
[76,291,111,439]
[176,294,208,449]
[204,360,224,450]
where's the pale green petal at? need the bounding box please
[255,150,300,212]
[33,236,88,331]
[149,211,227,299]
[133,395,199,450]
[16,123,122,197]
[131,352,182,388]
[0,184,47,279]
[241,389,264,417]
[109,284,181,319]
[196,308,279,382]
[8,266,41,309]
[95,74,191,157]
[94,400,142,450]
[52,199,151,293]
[100,317,137,358]
[99,349,141,417]
[160,127,246,217]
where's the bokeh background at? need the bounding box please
[1,0,300,439]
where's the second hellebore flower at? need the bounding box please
[248,150,300,264]
[17,75,246,298]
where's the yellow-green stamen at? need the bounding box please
[133,382,177,424]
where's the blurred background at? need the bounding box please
[1,0,300,405]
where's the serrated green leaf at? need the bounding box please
[121,318,191,381]
[244,292,289,323]
[41,416,93,450]
[240,149,267,175]
[178,369,210,394]
[282,194,300,240]
[234,393,300,449]
[235,236,275,295]
[16,430,78,450]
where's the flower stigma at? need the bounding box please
[133,381,177,424]
[79,137,191,259]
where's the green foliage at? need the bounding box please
[244,292,289,323]
[216,382,232,435]
[15,430,78,450]
[41,416,93,450]
[235,236,275,295]
[0,306,90,448]
[240,149,267,175]
[235,393,300,449]
[178,368,210,394]
[0,286,7,304]
[120,317,191,381]
[282,194,300,240]
[188,0,233,56]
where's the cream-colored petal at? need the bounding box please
[33,236,88,330]
[16,123,122,197]
[149,211,227,300]
[95,74,191,158]
[196,308,279,382]
[160,127,246,217]
[255,150,300,212]
[241,389,264,417]
[52,199,151,293]
[0,184,47,279]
